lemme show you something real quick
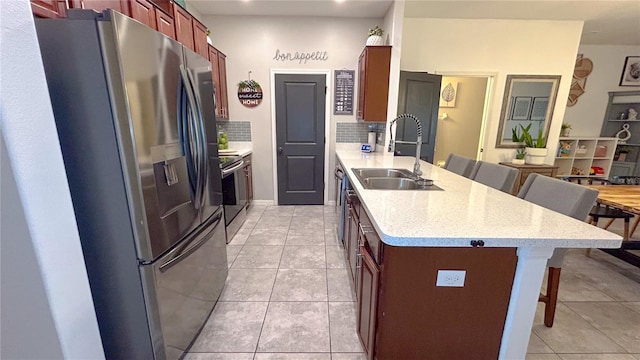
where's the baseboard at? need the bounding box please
[250,200,336,206]
[250,200,275,206]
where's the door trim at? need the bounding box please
[270,69,331,205]
[434,71,496,161]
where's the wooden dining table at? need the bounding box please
[585,184,640,266]
[587,185,640,216]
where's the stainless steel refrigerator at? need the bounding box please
[36,10,227,360]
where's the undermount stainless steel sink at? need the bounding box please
[352,168,415,179]
[352,168,443,191]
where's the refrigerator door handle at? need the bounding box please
[179,65,204,209]
[185,68,208,211]
[159,209,223,273]
[178,70,197,204]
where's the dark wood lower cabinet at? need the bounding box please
[357,246,379,360]
[346,194,360,285]
[348,194,518,359]
[373,246,517,359]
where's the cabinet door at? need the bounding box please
[130,0,156,29]
[347,203,360,285]
[193,20,209,59]
[357,46,391,122]
[208,45,223,117]
[155,8,175,39]
[69,0,129,15]
[356,51,366,119]
[357,246,379,360]
[173,4,194,51]
[218,52,229,119]
[31,0,66,18]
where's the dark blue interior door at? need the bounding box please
[275,74,326,205]
[396,71,442,163]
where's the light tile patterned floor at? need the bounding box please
[187,205,640,360]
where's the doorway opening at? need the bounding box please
[433,74,494,166]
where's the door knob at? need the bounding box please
[277,147,283,155]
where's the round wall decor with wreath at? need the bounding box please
[237,80,263,108]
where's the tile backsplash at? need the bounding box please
[218,121,251,141]
[336,122,385,143]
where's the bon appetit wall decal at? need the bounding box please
[273,49,329,64]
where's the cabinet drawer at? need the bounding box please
[519,169,554,185]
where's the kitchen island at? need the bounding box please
[336,149,622,360]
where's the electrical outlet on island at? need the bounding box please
[436,270,466,287]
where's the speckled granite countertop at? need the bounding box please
[336,150,622,249]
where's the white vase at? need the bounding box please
[512,159,525,165]
[207,36,213,45]
[366,35,384,46]
[525,147,548,165]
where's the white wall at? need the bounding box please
[202,15,383,202]
[563,45,640,136]
[382,0,405,153]
[0,1,104,358]
[402,18,583,164]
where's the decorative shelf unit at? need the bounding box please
[600,91,640,177]
[554,137,618,178]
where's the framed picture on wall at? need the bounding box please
[512,97,532,120]
[530,97,549,120]
[619,56,640,86]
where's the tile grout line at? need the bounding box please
[252,207,290,357]
[325,215,333,355]
[559,300,633,354]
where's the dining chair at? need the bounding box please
[444,154,476,178]
[517,173,599,327]
[469,161,518,193]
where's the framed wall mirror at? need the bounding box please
[496,75,561,148]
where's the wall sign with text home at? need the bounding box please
[237,80,263,108]
[334,70,354,115]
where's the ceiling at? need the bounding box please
[190,0,640,45]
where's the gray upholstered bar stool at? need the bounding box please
[517,173,599,327]
[470,161,518,193]
[444,154,476,178]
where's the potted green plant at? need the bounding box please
[520,124,548,165]
[561,123,572,137]
[366,26,384,46]
[615,145,633,161]
[511,124,530,143]
[512,148,526,165]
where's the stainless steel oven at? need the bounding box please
[220,156,247,243]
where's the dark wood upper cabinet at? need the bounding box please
[357,46,392,122]
[31,0,67,18]
[172,3,194,51]
[217,52,229,119]
[208,45,230,119]
[155,8,175,39]
[68,0,130,16]
[193,19,209,59]
[208,45,222,118]
[130,0,156,29]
